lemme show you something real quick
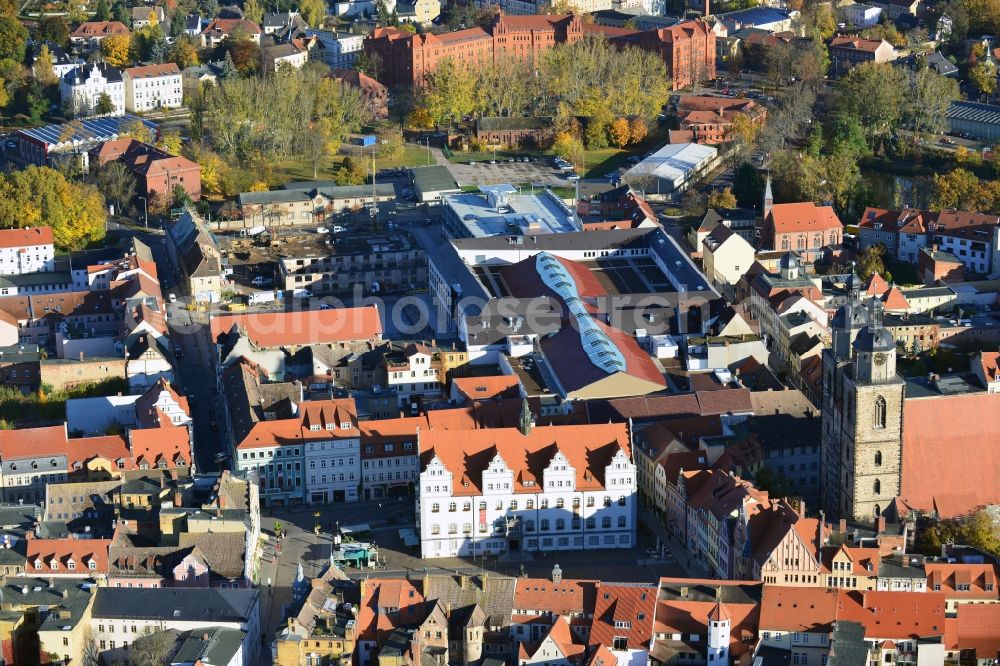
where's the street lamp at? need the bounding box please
[138,196,148,228]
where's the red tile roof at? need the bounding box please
[514,577,597,616]
[67,435,132,471]
[0,424,68,460]
[129,427,191,468]
[946,604,1000,656]
[357,579,424,642]
[881,286,910,311]
[201,18,261,35]
[767,202,842,235]
[837,590,947,639]
[925,563,999,600]
[236,398,359,450]
[452,375,520,402]
[210,306,382,347]
[977,351,1000,384]
[0,227,53,249]
[759,586,840,633]
[654,598,758,657]
[830,35,889,52]
[124,63,180,78]
[901,392,1000,517]
[419,423,630,495]
[71,20,129,37]
[863,272,889,297]
[26,537,111,574]
[590,584,657,651]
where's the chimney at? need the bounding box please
[680,585,689,598]
[203,633,209,641]
[901,556,910,568]
[460,574,469,589]
[173,493,182,507]
[817,510,825,554]
[704,0,710,16]
[61,589,68,599]
[79,351,84,361]
[876,516,886,533]
[839,518,847,534]
[798,499,806,517]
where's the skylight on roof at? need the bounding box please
[535,252,626,374]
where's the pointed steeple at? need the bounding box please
[518,398,534,436]
[763,174,774,219]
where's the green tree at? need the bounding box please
[34,44,58,86]
[168,36,200,69]
[552,131,585,170]
[969,60,998,97]
[840,62,906,148]
[732,162,763,210]
[299,0,326,27]
[95,92,116,115]
[244,0,264,23]
[904,67,960,136]
[707,187,737,209]
[421,57,476,127]
[584,114,609,150]
[35,16,70,47]
[95,0,111,21]
[856,244,890,281]
[0,16,28,63]
[219,51,239,79]
[95,161,136,215]
[0,167,106,251]
[111,0,130,25]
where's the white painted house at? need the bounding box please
[60,63,124,117]
[417,419,637,559]
[0,227,55,275]
[123,63,182,113]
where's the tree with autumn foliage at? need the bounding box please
[0,167,106,251]
[707,187,737,210]
[101,34,131,68]
[609,117,631,149]
[628,117,647,145]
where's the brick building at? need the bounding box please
[364,12,715,91]
[90,139,201,202]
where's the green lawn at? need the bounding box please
[270,145,432,185]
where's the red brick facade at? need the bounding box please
[90,139,201,202]
[365,13,715,92]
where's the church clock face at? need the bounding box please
[874,352,887,366]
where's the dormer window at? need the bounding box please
[310,424,320,432]
[325,423,334,430]
[88,560,97,570]
[340,422,350,430]
[67,560,76,570]
[50,561,58,570]
[34,560,42,569]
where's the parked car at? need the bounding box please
[332,225,346,233]
[317,226,330,233]
[565,171,580,181]
[251,275,270,287]
[173,345,184,359]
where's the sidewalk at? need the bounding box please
[639,506,711,579]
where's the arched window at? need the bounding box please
[873,479,881,495]
[797,235,806,249]
[873,504,881,519]
[874,396,887,429]
[814,234,822,248]
[874,451,882,466]
[781,238,790,250]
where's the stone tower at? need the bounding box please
[822,291,905,524]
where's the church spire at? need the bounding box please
[518,398,534,436]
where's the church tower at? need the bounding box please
[822,292,905,524]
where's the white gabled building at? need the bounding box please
[123,63,182,113]
[312,30,365,69]
[0,227,55,275]
[417,410,637,559]
[60,62,124,117]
